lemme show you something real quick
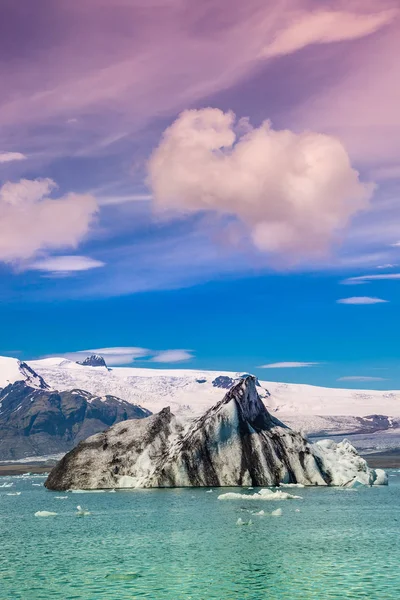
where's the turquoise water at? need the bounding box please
[1,472,400,599]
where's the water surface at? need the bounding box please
[1,472,399,599]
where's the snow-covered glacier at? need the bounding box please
[45,376,387,490]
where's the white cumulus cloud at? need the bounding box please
[0,152,27,163]
[0,178,98,263]
[337,297,388,304]
[29,255,104,273]
[148,108,374,262]
[259,361,319,369]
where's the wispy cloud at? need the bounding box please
[0,1,394,164]
[28,255,104,273]
[150,350,194,363]
[259,361,319,369]
[337,376,388,382]
[80,347,150,366]
[0,152,26,163]
[372,165,400,180]
[341,274,400,284]
[46,346,195,366]
[376,264,396,269]
[97,194,152,206]
[261,9,396,59]
[337,297,388,304]
[293,7,400,166]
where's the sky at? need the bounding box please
[1,0,400,388]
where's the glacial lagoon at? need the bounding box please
[1,471,399,599]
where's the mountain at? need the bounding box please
[25,357,400,453]
[45,377,387,491]
[77,354,108,368]
[0,357,49,390]
[1,355,400,454]
[0,378,151,460]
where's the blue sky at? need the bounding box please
[1,271,399,389]
[1,1,400,388]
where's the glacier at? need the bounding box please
[45,376,387,491]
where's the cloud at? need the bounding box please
[293,11,400,165]
[48,346,194,365]
[148,108,374,262]
[0,152,26,163]
[376,264,396,269]
[97,194,153,206]
[261,10,396,58]
[372,165,400,181]
[84,347,150,366]
[0,178,98,263]
[259,361,319,369]
[28,255,104,273]
[58,347,151,366]
[342,274,400,284]
[0,2,394,163]
[337,297,388,304]
[150,350,194,363]
[337,376,388,382]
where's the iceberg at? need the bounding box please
[45,377,388,491]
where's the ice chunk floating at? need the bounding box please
[45,377,388,490]
[34,511,57,517]
[218,489,302,501]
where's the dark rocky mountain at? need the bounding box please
[45,376,387,491]
[0,380,151,460]
[77,354,108,368]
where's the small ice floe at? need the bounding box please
[295,509,301,512]
[248,487,253,490]
[253,510,265,516]
[109,489,116,493]
[55,496,68,500]
[0,482,13,488]
[70,489,105,494]
[271,508,282,517]
[236,517,253,526]
[6,492,21,496]
[218,489,302,501]
[76,505,91,517]
[35,511,57,517]
[205,489,213,493]
[32,484,42,487]
[279,483,305,488]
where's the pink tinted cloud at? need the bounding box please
[148,108,373,262]
[0,178,98,262]
[0,0,395,157]
[294,7,400,166]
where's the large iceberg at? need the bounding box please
[45,376,387,490]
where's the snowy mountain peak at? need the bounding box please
[17,361,50,390]
[77,355,108,368]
